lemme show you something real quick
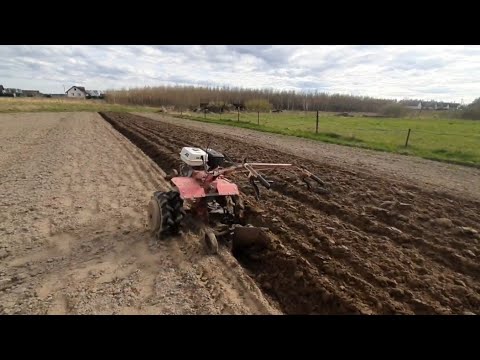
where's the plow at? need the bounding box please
[147,146,325,254]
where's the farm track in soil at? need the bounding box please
[100,112,480,315]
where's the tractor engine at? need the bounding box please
[180,147,224,172]
[205,148,225,169]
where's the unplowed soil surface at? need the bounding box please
[99,112,480,315]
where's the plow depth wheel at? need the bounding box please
[148,190,185,239]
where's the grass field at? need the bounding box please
[173,111,480,167]
[0,97,159,113]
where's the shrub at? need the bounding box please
[461,98,480,120]
[245,99,272,112]
[380,103,408,118]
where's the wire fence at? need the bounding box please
[175,110,479,159]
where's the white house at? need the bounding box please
[408,102,422,110]
[66,86,87,98]
[400,100,422,110]
[401,100,460,111]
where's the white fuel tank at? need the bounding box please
[180,147,208,167]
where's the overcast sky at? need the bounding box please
[1,45,478,103]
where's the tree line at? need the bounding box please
[104,85,395,113]
[104,85,479,119]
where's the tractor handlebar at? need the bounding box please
[210,162,325,192]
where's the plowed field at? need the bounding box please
[99,112,480,315]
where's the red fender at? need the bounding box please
[212,178,240,196]
[171,177,206,199]
[171,176,239,200]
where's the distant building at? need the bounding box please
[399,100,422,110]
[23,90,42,97]
[421,101,436,110]
[85,90,102,99]
[422,102,460,111]
[400,100,461,111]
[4,88,23,97]
[66,86,87,98]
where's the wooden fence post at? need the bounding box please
[405,128,411,147]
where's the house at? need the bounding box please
[438,103,460,110]
[400,99,460,111]
[4,88,23,97]
[400,100,422,110]
[23,90,42,97]
[434,102,449,110]
[420,101,436,110]
[446,102,460,110]
[66,86,87,98]
[0,85,14,97]
[421,102,460,111]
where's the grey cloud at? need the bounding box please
[226,45,293,66]
[0,45,479,102]
[293,80,330,90]
[386,49,450,71]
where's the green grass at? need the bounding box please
[0,97,160,113]
[171,111,480,167]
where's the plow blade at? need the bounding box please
[232,226,271,253]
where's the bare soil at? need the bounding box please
[0,112,278,314]
[100,112,480,315]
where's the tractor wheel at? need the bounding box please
[148,190,185,240]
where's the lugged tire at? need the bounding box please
[150,190,185,239]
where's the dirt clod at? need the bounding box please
[460,227,478,235]
[432,218,453,228]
